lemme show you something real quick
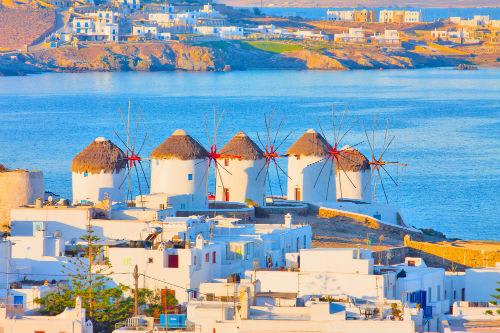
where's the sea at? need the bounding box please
[0,68,499,240]
[257,7,500,21]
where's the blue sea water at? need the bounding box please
[0,68,499,240]
[258,7,500,21]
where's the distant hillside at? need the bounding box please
[219,0,500,8]
[0,5,55,51]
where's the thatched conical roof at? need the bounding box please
[72,137,126,174]
[220,132,264,160]
[151,129,209,160]
[286,129,331,157]
[335,146,370,172]
[0,164,8,172]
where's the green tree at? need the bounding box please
[492,281,500,315]
[36,224,134,332]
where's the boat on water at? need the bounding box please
[455,64,478,70]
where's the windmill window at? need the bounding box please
[83,171,88,177]
[212,251,216,263]
[224,159,229,166]
[205,253,209,262]
[187,173,193,181]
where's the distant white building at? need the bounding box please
[194,26,244,39]
[72,10,120,41]
[294,30,330,41]
[326,9,354,22]
[334,28,366,43]
[112,0,140,10]
[132,22,159,38]
[372,29,401,45]
[379,10,421,23]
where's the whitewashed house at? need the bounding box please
[464,264,500,302]
[334,28,366,43]
[286,129,335,203]
[326,9,354,21]
[216,132,266,206]
[132,22,159,38]
[372,29,401,45]
[0,297,93,333]
[150,129,209,211]
[71,137,127,204]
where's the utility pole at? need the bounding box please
[134,265,139,316]
[87,222,93,319]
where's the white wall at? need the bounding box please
[335,169,371,202]
[465,267,500,302]
[287,156,336,203]
[215,158,266,206]
[300,248,373,274]
[72,169,126,204]
[151,158,208,210]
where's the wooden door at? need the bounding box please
[295,187,301,201]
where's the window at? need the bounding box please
[428,287,432,303]
[194,255,197,265]
[437,285,441,301]
[83,171,88,177]
[303,235,307,248]
[187,173,193,181]
[205,253,209,262]
[166,254,179,268]
[212,251,216,263]
[224,159,229,166]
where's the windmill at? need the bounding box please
[364,115,407,203]
[254,113,293,201]
[306,108,365,201]
[196,108,241,204]
[113,100,150,208]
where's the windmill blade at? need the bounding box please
[313,158,330,188]
[331,106,337,144]
[325,159,334,200]
[381,118,389,157]
[317,116,329,144]
[133,105,141,152]
[256,131,266,149]
[204,114,211,147]
[273,158,291,180]
[372,114,376,158]
[337,108,347,143]
[337,161,343,199]
[275,131,293,152]
[134,163,145,210]
[214,164,227,195]
[337,124,353,147]
[337,159,357,188]
[118,166,133,190]
[381,165,398,187]
[272,159,284,197]
[264,164,273,199]
[114,129,133,152]
[377,168,389,204]
[272,119,284,147]
[305,157,327,169]
[345,140,365,149]
[137,132,148,156]
[255,160,269,181]
[215,108,226,146]
[364,128,375,158]
[138,161,150,190]
[214,159,232,176]
[379,135,395,161]
[264,113,271,148]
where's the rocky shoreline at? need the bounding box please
[1,41,478,76]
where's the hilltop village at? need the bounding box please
[1,126,500,333]
[0,0,499,74]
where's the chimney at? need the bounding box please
[284,213,292,228]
